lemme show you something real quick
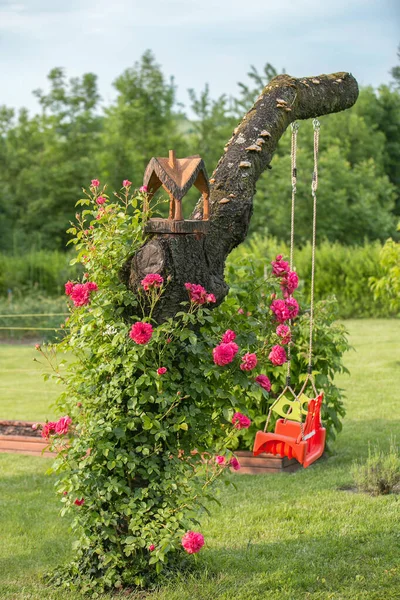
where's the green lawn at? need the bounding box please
[0,319,399,599]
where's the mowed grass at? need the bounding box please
[0,319,399,600]
[0,344,61,421]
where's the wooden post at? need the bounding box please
[168,150,176,168]
[174,199,183,221]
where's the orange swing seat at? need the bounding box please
[253,393,326,468]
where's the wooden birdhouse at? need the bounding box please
[143,150,210,234]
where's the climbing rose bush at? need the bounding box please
[41,185,349,594]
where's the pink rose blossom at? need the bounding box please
[74,498,85,506]
[286,297,299,319]
[229,457,241,471]
[149,544,155,552]
[141,273,164,291]
[215,455,225,465]
[31,423,38,430]
[55,416,72,435]
[270,299,290,323]
[70,284,90,307]
[91,179,100,187]
[35,344,41,351]
[269,345,287,366]
[281,270,299,295]
[185,282,208,305]
[255,374,271,392]
[65,281,74,296]
[212,342,239,366]
[157,367,167,375]
[41,421,57,439]
[232,412,251,429]
[276,324,291,344]
[271,254,290,277]
[237,308,244,314]
[181,531,205,554]
[140,185,148,193]
[129,322,153,344]
[206,293,216,303]
[221,330,236,343]
[123,179,132,187]
[240,352,258,371]
[96,196,106,205]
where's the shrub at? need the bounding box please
[41,181,350,593]
[351,440,400,495]
[370,223,400,315]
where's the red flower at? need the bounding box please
[55,416,72,435]
[181,531,205,554]
[271,255,290,277]
[41,421,57,439]
[157,367,167,375]
[255,374,271,391]
[65,281,74,296]
[232,412,251,429]
[123,179,132,188]
[96,196,106,205]
[148,544,155,552]
[240,352,257,371]
[129,322,153,344]
[87,282,98,292]
[70,284,90,307]
[276,324,291,344]
[140,185,148,193]
[269,345,287,366]
[286,297,299,319]
[281,270,299,295]
[270,299,290,323]
[74,498,85,506]
[229,457,241,471]
[141,273,164,291]
[215,455,225,465]
[206,293,216,303]
[91,179,100,187]
[212,342,239,366]
[221,329,236,343]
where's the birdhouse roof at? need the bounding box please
[143,154,209,200]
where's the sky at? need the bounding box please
[0,0,399,117]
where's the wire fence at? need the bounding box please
[0,312,69,341]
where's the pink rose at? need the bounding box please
[140,185,148,193]
[281,270,299,295]
[31,423,38,430]
[276,324,291,344]
[221,330,236,343]
[286,297,299,319]
[206,293,216,303]
[212,342,239,366]
[215,455,225,465]
[255,374,271,392]
[91,179,100,187]
[269,345,287,366]
[270,299,290,323]
[184,282,207,305]
[181,531,205,554]
[41,421,57,439]
[157,367,167,375]
[96,196,106,205]
[271,254,290,277]
[74,498,85,506]
[35,344,41,351]
[237,308,244,315]
[232,412,251,429]
[55,416,72,435]
[129,322,153,344]
[149,544,155,552]
[229,457,241,471]
[65,281,74,296]
[123,179,132,187]
[240,352,257,371]
[141,273,164,291]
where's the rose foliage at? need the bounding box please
[43,181,350,594]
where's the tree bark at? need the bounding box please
[122,72,359,321]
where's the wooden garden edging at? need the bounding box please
[0,420,56,457]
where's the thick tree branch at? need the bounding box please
[124,72,359,321]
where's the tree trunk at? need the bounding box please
[122,72,359,321]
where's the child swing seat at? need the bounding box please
[253,392,326,468]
